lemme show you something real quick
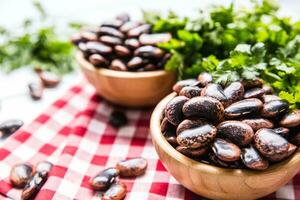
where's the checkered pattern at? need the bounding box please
[0,83,299,200]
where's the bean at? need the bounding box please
[224,82,244,104]
[110,59,127,71]
[242,118,273,131]
[139,33,171,45]
[120,21,140,33]
[88,54,109,67]
[21,171,48,200]
[197,72,213,87]
[101,183,127,200]
[165,96,189,126]
[172,79,198,94]
[244,87,265,99]
[241,146,269,170]
[211,138,241,162]
[225,98,263,119]
[261,100,289,118]
[116,157,148,177]
[254,128,289,162]
[177,123,217,148]
[35,161,53,173]
[109,111,128,128]
[176,119,207,135]
[217,121,254,146]
[99,36,122,46]
[114,45,131,57]
[39,71,60,88]
[179,86,202,98]
[127,24,151,38]
[134,45,164,59]
[97,27,125,39]
[201,83,228,106]
[10,164,33,188]
[0,119,24,136]
[176,146,208,158]
[280,110,300,128]
[182,96,224,122]
[89,168,119,191]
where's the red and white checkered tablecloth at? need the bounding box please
[0,83,299,200]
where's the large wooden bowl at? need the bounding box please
[150,92,300,200]
[76,51,177,107]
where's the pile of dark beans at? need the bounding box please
[10,161,53,200]
[71,14,171,72]
[161,72,300,170]
[89,157,147,200]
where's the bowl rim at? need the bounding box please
[150,92,300,175]
[76,51,172,78]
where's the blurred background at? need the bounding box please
[0,0,299,125]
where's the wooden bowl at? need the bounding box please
[150,92,300,200]
[76,51,177,107]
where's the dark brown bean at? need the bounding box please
[241,146,269,170]
[143,63,157,71]
[101,183,127,200]
[211,138,241,162]
[261,100,289,118]
[124,38,140,49]
[286,143,297,157]
[116,13,130,22]
[160,117,175,133]
[201,83,228,106]
[28,82,43,100]
[197,72,213,87]
[99,36,122,46]
[224,98,263,119]
[134,45,164,59]
[224,82,244,104]
[177,123,217,148]
[101,20,124,28]
[244,87,265,99]
[39,71,60,88]
[176,119,207,135]
[127,57,143,70]
[70,33,83,45]
[109,59,127,71]
[241,79,263,89]
[109,111,128,128]
[280,110,300,128]
[182,96,224,122]
[179,86,202,98]
[272,127,290,138]
[10,164,33,188]
[78,42,88,53]
[114,45,131,57]
[0,119,24,136]
[242,118,273,131]
[80,31,98,41]
[116,157,148,177]
[89,167,119,191]
[97,27,125,39]
[217,121,254,146]
[262,85,273,94]
[127,24,151,38]
[139,33,171,45]
[120,21,140,33]
[254,129,289,162]
[291,128,300,146]
[89,54,109,67]
[165,96,189,126]
[85,41,113,55]
[208,152,243,168]
[21,171,48,200]
[176,146,208,158]
[163,129,178,147]
[261,95,281,103]
[172,79,198,94]
[35,161,53,173]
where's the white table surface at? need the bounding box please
[0,0,299,143]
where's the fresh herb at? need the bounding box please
[0,1,81,75]
[144,0,300,107]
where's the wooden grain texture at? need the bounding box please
[150,93,300,200]
[76,52,177,107]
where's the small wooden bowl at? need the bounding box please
[150,92,300,200]
[76,52,177,107]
